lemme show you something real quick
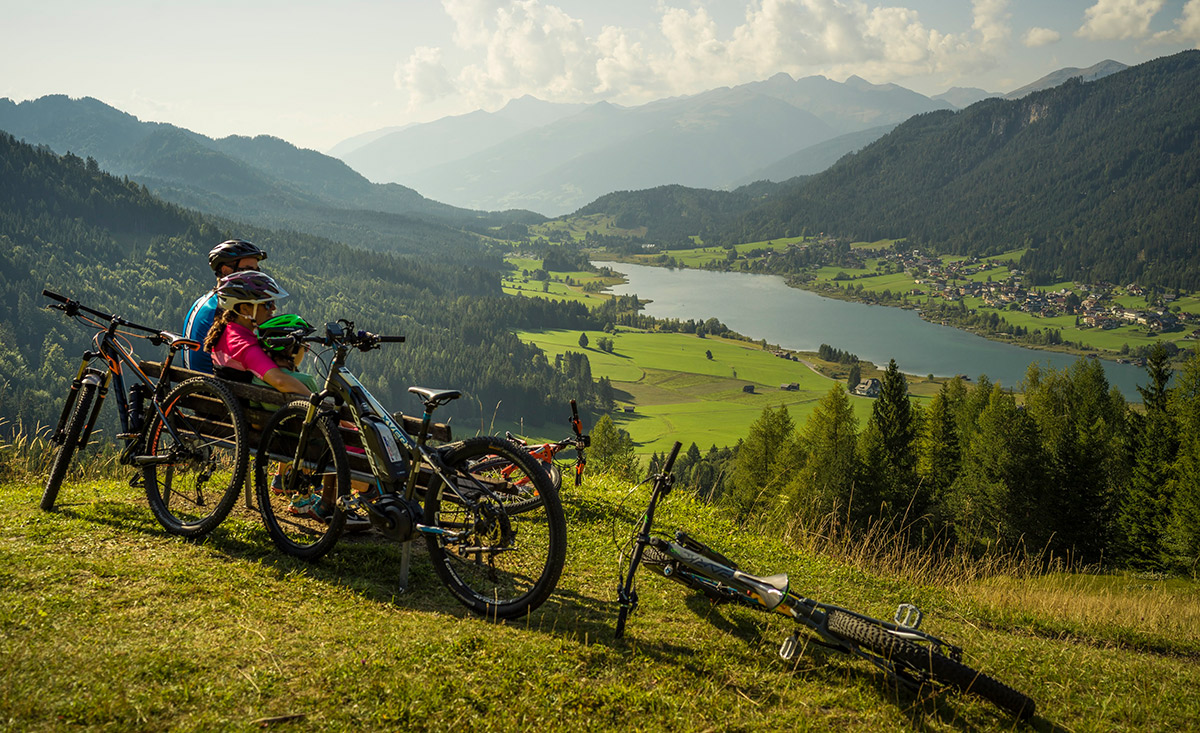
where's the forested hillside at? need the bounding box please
[0,132,598,432]
[0,96,543,257]
[722,51,1200,289]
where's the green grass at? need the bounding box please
[516,328,880,453]
[3,470,1198,731]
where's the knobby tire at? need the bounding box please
[143,377,249,538]
[41,381,98,511]
[254,401,349,561]
[826,610,1035,719]
[424,436,567,619]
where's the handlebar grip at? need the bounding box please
[570,399,578,419]
[376,335,405,343]
[663,441,682,472]
[42,289,69,303]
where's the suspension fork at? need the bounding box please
[52,356,103,442]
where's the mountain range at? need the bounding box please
[0,96,541,257]
[573,53,1198,290]
[331,60,1128,216]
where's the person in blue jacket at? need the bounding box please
[181,239,268,373]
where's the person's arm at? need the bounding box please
[260,367,312,395]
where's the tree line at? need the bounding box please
[627,351,1200,573]
[0,131,602,434]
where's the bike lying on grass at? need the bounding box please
[488,398,590,514]
[254,320,567,619]
[41,290,248,538]
[615,441,1035,720]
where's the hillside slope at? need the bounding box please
[725,50,1200,289]
[2,470,1196,731]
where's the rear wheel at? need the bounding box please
[424,436,567,619]
[255,402,349,561]
[42,381,98,511]
[143,378,248,538]
[826,610,1035,720]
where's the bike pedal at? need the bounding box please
[128,474,145,489]
[779,632,801,661]
[894,603,923,629]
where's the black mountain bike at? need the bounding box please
[615,441,1035,720]
[253,320,567,619]
[41,290,248,537]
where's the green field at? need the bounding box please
[518,328,881,454]
[4,470,1197,731]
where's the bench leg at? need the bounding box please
[245,474,255,510]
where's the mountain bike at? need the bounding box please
[615,441,1036,720]
[41,289,249,537]
[253,320,567,619]
[482,399,589,514]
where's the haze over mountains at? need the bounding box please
[0,56,1136,252]
[331,60,1128,216]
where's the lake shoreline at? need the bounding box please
[594,255,1128,366]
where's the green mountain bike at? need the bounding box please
[616,441,1036,720]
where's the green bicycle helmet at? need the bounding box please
[257,314,314,353]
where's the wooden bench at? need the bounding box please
[141,361,453,507]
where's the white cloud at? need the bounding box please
[397,0,1020,111]
[394,46,457,107]
[1077,0,1165,40]
[1023,26,1062,47]
[1152,0,1200,46]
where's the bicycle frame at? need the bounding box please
[281,321,518,587]
[44,290,201,466]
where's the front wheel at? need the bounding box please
[254,401,349,561]
[424,436,567,619]
[143,378,249,538]
[826,610,1035,720]
[41,381,99,510]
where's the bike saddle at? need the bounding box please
[408,387,461,409]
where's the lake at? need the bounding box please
[602,262,1150,400]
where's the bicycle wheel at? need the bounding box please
[826,610,1035,720]
[424,436,567,619]
[142,378,249,538]
[254,401,349,561]
[41,381,98,511]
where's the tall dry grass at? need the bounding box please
[0,418,124,483]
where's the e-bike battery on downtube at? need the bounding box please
[337,366,411,490]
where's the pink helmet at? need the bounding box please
[215,271,288,310]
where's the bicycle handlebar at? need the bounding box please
[42,289,161,336]
[662,441,681,474]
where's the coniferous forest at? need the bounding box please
[641,351,1200,574]
[0,132,598,432]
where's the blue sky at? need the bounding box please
[2,0,1197,151]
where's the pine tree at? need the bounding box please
[1117,343,1177,568]
[858,359,920,521]
[916,381,963,526]
[790,384,859,525]
[730,405,798,519]
[1167,349,1200,567]
[589,415,640,482]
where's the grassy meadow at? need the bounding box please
[515,328,889,455]
[2,456,1198,732]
